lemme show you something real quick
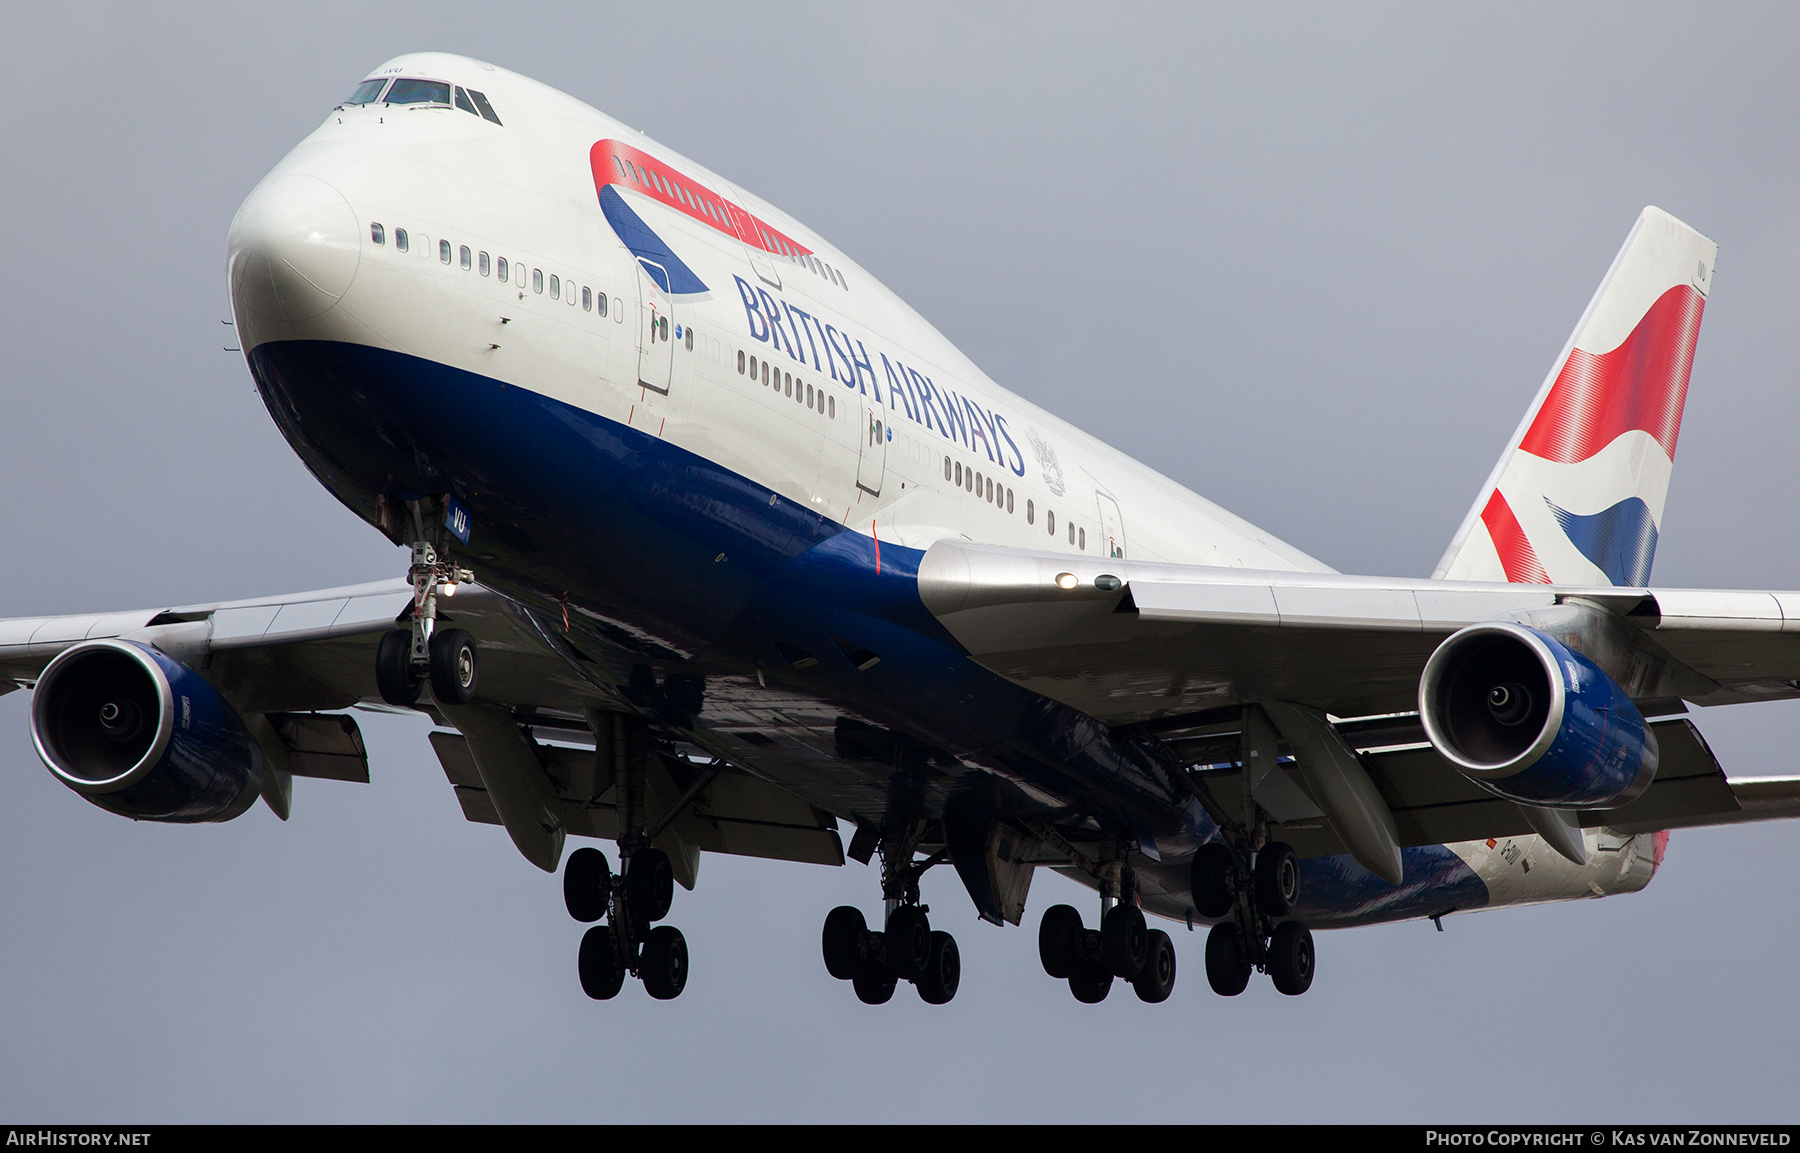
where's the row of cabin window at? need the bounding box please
[369,222,623,320]
[736,351,836,419]
[945,454,1084,548]
[606,154,848,292]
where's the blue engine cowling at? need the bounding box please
[1418,622,1657,809]
[31,639,265,822]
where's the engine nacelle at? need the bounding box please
[1418,622,1657,809]
[31,639,264,822]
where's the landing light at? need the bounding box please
[440,582,457,597]
[1055,572,1078,590]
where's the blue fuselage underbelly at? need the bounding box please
[247,338,1491,928]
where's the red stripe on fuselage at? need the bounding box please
[1479,489,1550,584]
[589,139,813,259]
[1517,283,1705,465]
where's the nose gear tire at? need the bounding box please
[375,629,421,707]
[428,627,479,705]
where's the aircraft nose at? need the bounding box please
[228,173,361,323]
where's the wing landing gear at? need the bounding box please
[564,717,693,1001]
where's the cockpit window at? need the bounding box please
[344,79,388,106]
[466,89,503,126]
[385,79,453,106]
[454,87,479,117]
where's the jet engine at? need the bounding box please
[1418,622,1656,809]
[31,639,264,822]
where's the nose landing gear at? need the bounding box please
[375,500,477,708]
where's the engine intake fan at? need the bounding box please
[1418,622,1656,809]
[31,639,264,822]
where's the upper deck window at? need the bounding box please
[385,79,453,106]
[344,79,388,106]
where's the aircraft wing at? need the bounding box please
[917,540,1800,723]
[917,539,1800,849]
[0,581,842,873]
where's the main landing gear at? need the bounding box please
[1191,840,1315,997]
[1035,855,1177,1004]
[819,825,961,1004]
[565,845,688,1000]
[563,718,691,1000]
[376,502,477,707]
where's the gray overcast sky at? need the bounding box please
[2,2,1798,1123]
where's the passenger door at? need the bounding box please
[856,394,887,497]
[1095,491,1126,559]
[635,259,674,395]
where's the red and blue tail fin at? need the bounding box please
[1434,207,1716,586]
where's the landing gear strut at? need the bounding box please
[819,824,961,1004]
[564,717,691,1001]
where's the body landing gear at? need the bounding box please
[1037,901,1173,1004]
[820,904,961,1005]
[819,825,961,1004]
[1194,840,1316,997]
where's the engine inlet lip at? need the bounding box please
[31,639,176,794]
[1419,621,1567,779]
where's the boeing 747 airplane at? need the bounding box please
[9,53,1798,1006]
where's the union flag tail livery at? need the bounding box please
[1435,207,1716,586]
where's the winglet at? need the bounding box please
[1435,207,1716,586]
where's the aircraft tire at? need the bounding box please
[1037,904,1083,978]
[1254,841,1300,917]
[1268,920,1315,996]
[428,627,479,705]
[641,925,689,1000]
[1132,929,1177,1003]
[1068,963,1112,1004]
[917,931,960,1004]
[1101,904,1148,980]
[578,925,625,1000]
[1204,921,1251,997]
[625,847,675,928]
[563,846,610,923]
[374,629,421,707]
[884,905,932,983]
[1190,842,1238,919]
[821,906,866,980]
[852,963,897,1005]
